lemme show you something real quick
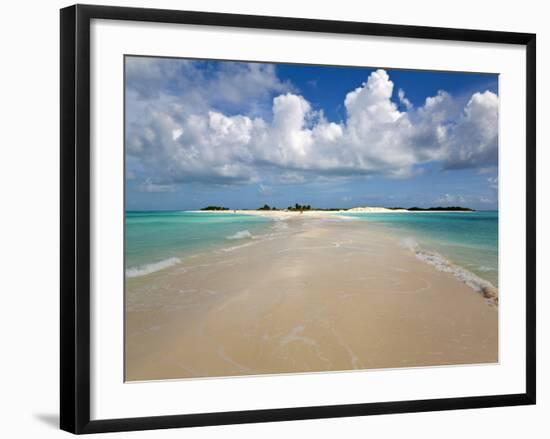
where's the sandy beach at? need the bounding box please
[125,211,498,381]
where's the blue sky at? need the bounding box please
[125,57,499,210]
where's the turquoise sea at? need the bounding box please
[125,210,498,287]
[125,211,270,277]
[340,211,498,287]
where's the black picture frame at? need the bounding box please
[60,4,536,434]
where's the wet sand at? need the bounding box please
[125,214,498,381]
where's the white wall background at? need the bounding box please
[0,0,546,437]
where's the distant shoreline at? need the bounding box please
[187,207,476,218]
[193,205,475,214]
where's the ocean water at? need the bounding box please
[125,211,271,277]
[340,211,498,287]
[126,210,498,290]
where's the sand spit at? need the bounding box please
[125,214,497,381]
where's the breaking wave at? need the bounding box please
[126,257,181,278]
[401,237,498,306]
[477,265,496,272]
[226,230,253,240]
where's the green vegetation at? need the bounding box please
[200,206,229,211]
[407,206,474,212]
[287,203,312,211]
[202,204,473,212]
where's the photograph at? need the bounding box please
[124,56,499,382]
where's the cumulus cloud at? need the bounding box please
[398,88,413,110]
[126,63,499,188]
[126,57,292,113]
[441,91,499,169]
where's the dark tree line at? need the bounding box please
[287,203,311,211]
[407,206,474,212]
[201,206,229,211]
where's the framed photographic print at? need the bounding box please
[60,4,536,434]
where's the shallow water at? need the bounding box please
[339,211,498,286]
[125,211,271,276]
[125,210,498,288]
[125,213,498,381]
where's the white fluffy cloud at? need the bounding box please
[126,57,291,114]
[441,91,499,169]
[398,88,413,110]
[126,64,499,187]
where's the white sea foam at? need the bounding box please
[401,237,498,306]
[226,230,253,240]
[221,241,257,253]
[478,265,496,272]
[271,221,289,231]
[126,257,181,278]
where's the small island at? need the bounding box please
[406,206,474,212]
[200,206,230,211]
[387,206,475,212]
[200,204,475,213]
